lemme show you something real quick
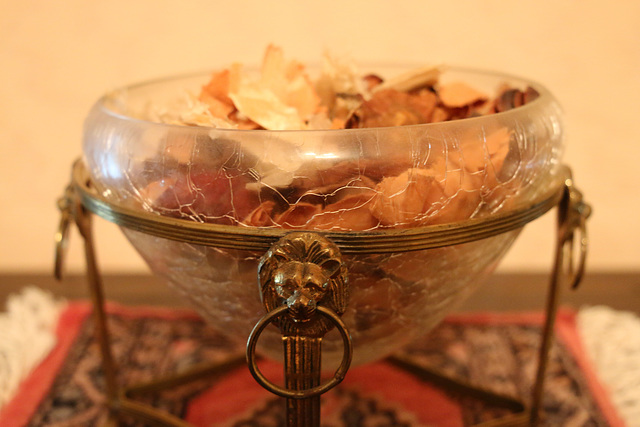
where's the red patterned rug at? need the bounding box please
[0,302,626,426]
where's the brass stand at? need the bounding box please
[55,160,590,426]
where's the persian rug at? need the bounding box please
[0,298,627,426]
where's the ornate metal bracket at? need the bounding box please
[247,232,352,426]
[54,160,591,426]
[530,173,592,425]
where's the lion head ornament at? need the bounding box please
[258,232,349,335]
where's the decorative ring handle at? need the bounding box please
[560,177,592,290]
[246,305,353,399]
[54,185,75,280]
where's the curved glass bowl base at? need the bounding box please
[123,227,520,367]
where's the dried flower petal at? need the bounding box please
[244,201,277,227]
[199,69,235,119]
[308,193,379,231]
[373,65,441,93]
[226,46,323,130]
[141,47,545,232]
[431,107,450,122]
[315,51,367,117]
[350,89,437,128]
[229,79,305,130]
[369,168,445,227]
[144,171,258,225]
[427,157,483,222]
[260,45,322,119]
[276,202,321,227]
[362,74,383,91]
[524,86,540,104]
[438,81,488,108]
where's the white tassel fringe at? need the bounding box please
[578,305,640,427]
[0,287,65,409]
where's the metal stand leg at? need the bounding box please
[530,175,591,425]
[55,187,245,427]
[55,167,589,427]
[247,232,353,427]
[389,176,591,427]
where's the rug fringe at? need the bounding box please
[578,305,640,427]
[0,287,65,410]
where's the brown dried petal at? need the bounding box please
[369,168,446,227]
[454,127,518,209]
[199,93,235,119]
[494,88,524,113]
[332,94,364,127]
[494,86,539,113]
[427,158,483,223]
[524,86,540,104]
[260,44,322,119]
[431,107,450,123]
[438,81,488,108]
[373,65,441,93]
[308,193,379,231]
[289,160,377,199]
[200,70,233,104]
[370,159,490,227]
[228,111,262,130]
[243,201,277,227]
[362,74,384,91]
[459,127,511,178]
[353,89,437,128]
[275,202,321,228]
[199,69,236,120]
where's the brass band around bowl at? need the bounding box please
[56,159,591,427]
[246,305,353,399]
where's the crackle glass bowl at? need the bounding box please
[82,67,564,366]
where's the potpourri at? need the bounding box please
[136,45,542,230]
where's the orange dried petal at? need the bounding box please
[200,69,233,106]
[427,157,483,223]
[260,44,322,120]
[438,81,488,108]
[363,74,384,91]
[354,89,437,128]
[370,168,446,226]
[198,93,235,119]
[308,194,379,231]
[244,201,277,227]
[373,65,441,93]
[276,203,321,228]
[198,69,236,120]
[431,106,450,122]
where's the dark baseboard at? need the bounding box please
[1,271,638,314]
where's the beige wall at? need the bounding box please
[1,1,638,274]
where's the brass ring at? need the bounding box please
[568,211,589,289]
[54,186,74,280]
[246,305,353,399]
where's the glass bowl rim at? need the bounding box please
[89,65,558,135]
